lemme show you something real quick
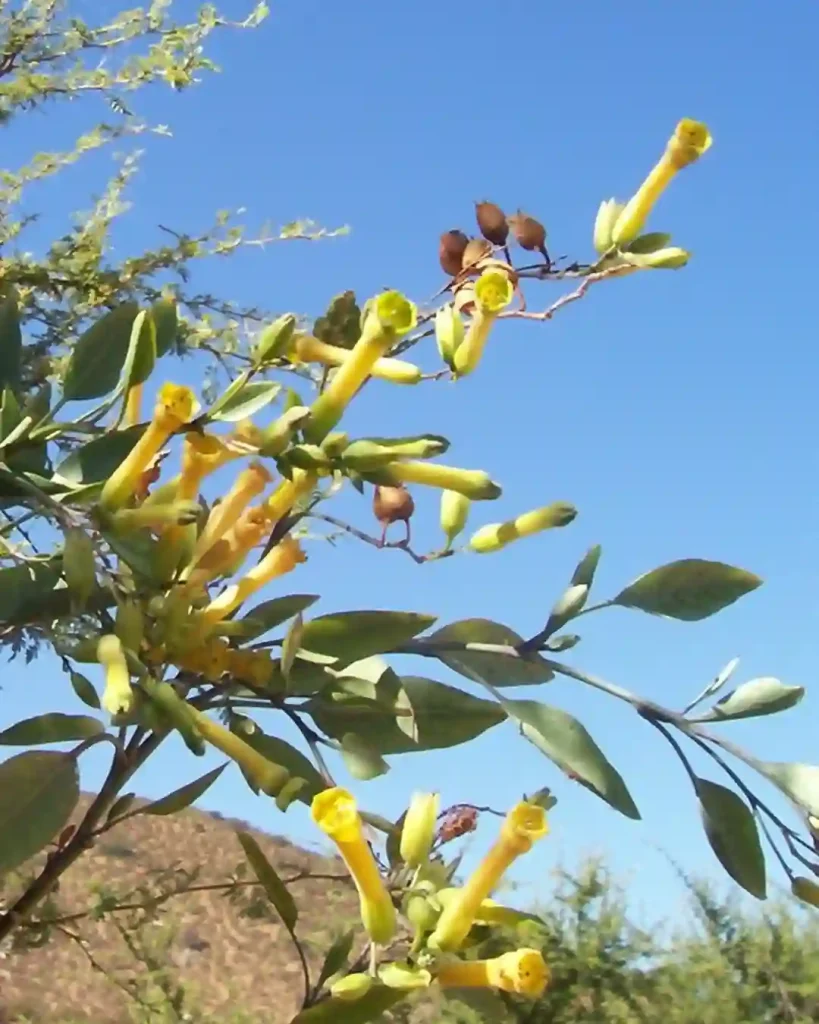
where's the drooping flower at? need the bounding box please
[311,787,397,944]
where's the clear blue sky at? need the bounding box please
[4,0,819,930]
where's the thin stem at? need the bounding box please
[281,705,336,786]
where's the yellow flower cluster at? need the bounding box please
[312,787,550,1002]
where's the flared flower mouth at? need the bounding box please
[503,801,549,846]
[673,118,712,157]
[311,786,362,843]
[373,290,417,334]
[474,270,514,314]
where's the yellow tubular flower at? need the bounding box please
[188,707,294,798]
[311,787,397,944]
[197,535,306,627]
[97,634,133,716]
[100,384,197,510]
[179,433,227,498]
[110,500,201,532]
[399,792,440,868]
[429,801,548,952]
[468,501,578,554]
[187,506,269,586]
[436,948,549,999]
[263,469,316,524]
[612,118,712,246]
[293,335,422,385]
[124,383,143,427]
[372,461,501,501]
[303,290,417,444]
[190,461,272,567]
[453,270,514,377]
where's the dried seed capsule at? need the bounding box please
[439,230,469,277]
[475,200,509,247]
[508,210,550,263]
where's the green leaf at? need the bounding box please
[0,285,22,392]
[237,594,320,639]
[300,611,436,666]
[151,297,179,357]
[570,544,602,587]
[623,232,672,254]
[229,716,326,802]
[0,561,62,624]
[290,987,403,1023]
[0,751,80,875]
[753,761,819,818]
[504,699,640,819]
[612,559,762,621]
[106,792,137,824]
[692,677,805,723]
[682,657,740,716]
[62,303,140,401]
[310,677,506,754]
[340,733,390,780]
[696,778,766,899]
[281,612,304,681]
[236,830,298,930]
[315,929,355,992]
[429,619,553,686]
[119,308,157,395]
[139,764,227,815]
[442,989,510,1021]
[0,713,103,746]
[100,527,160,583]
[55,426,145,487]
[69,670,101,709]
[208,380,282,422]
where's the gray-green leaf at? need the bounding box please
[429,619,553,686]
[139,764,227,815]
[0,751,80,875]
[236,830,298,931]
[692,677,804,723]
[696,777,766,899]
[612,559,762,621]
[62,303,140,401]
[0,713,103,746]
[504,699,640,819]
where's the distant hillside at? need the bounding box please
[0,794,365,1023]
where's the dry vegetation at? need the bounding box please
[1,795,360,1023]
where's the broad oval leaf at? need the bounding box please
[119,308,157,393]
[310,677,505,754]
[755,761,819,819]
[693,677,804,723]
[208,380,282,422]
[139,764,227,816]
[504,698,640,819]
[0,751,80,875]
[236,830,297,931]
[151,297,179,357]
[62,303,140,401]
[340,733,390,780]
[0,561,62,624]
[69,670,101,709]
[55,426,145,487]
[0,713,103,746]
[612,559,762,621]
[429,619,553,686]
[229,717,326,802]
[290,987,403,1023]
[0,284,22,391]
[238,594,320,639]
[696,777,766,899]
[300,611,436,666]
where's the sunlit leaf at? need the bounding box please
[692,677,804,723]
[62,303,139,401]
[300,610,436,666]
[612,559,762,621]
[428,619,552,686]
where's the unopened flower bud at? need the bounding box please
[593,198,625,254]
[440,490,470,548]
[400,792,440,868]
[435,303,465,367]
[254,313,297,364]
[330,973,373,1002]
[624,246,690,269]
[62,527,97,610]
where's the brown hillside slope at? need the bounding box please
[0,795,365,1023]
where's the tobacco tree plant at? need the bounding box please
[1,3,818,1021]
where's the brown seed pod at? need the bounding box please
[460,237,493,273]
[373,484,415,545]
[508,210,550,263]
[475,200,509,247]
[439,230,469,277]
